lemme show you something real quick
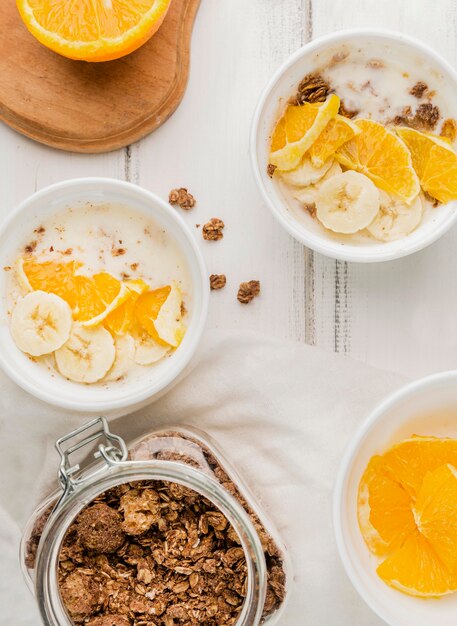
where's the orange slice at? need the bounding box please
[135,286,172,346]
[377,531,457,597]
[358,436,457,598]
[358,437,457,556]
[396,127,457,203]
[17,258,79,309]
[16,0,172,62]
[335,119,420,204]
[414,464,457,572]
[104,279,149,336]
[308,114,361,167]
[74,273,129,325]
[269,95,340,171]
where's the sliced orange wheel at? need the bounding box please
[308,114,361,167]
[269,95,340,171]
[396,127,457,204]
[16,0,173,62]
[335,119,420,204]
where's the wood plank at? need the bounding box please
[0,0,200,153]
[131,0,310,341]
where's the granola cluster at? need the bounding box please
[58,481,251,625]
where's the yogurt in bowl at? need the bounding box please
[251,29,457,262]
[0,178,209,413]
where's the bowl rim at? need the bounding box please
[0,177,209,412]
[250,27,457,263]
[333,369,457,624]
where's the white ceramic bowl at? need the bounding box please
[250,29,457,262]
[0,178,209,414]
[334,371,457,626]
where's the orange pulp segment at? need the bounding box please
[74,272,129,324]
[335,119,420,204]
[104,279,149,335]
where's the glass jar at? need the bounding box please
[21,417,291,626]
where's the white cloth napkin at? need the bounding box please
[0,330,407,625]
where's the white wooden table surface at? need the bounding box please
[1,0,456,380]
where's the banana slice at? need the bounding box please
[280,156,333,188]
[154,283,186,348]
[104,334,135,382]
[316,171,380,234]
[55,323,115,383]
[292,161,343,204]
[135,334,170,366]
[11,291,72,357]
[367,191,424,242]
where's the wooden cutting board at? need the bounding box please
[0,0,200,153]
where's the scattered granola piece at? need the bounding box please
[392,102,440,131]
[339,101,359,119]
[34,225,46,235]
[410,81,428,98]
[111,246,126,257]
[441,118,457,142]
[366,58,384,69]
[202,218,224,241]
[209,274,226,290]
[267,163,277,178]
[24,240,37,255]
[237,280,260,304]
[77,503,125,553]
[296,73,330,104]
[169,187,196,210]
[304,203,317,218]
[3,266,11,272]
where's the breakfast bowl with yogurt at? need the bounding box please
[251,29,457,262]
[0,178,209,413]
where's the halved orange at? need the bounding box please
[74,273,130,325]
[414,464,457,572]
[396,127,457,204]
[308,114,361,167]
[269,95,340,171]
[16,0,173,62]
[377,530,457,597]
[17,258,79,309]
[335,119,420,204]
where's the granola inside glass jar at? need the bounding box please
[21,418,291,625]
